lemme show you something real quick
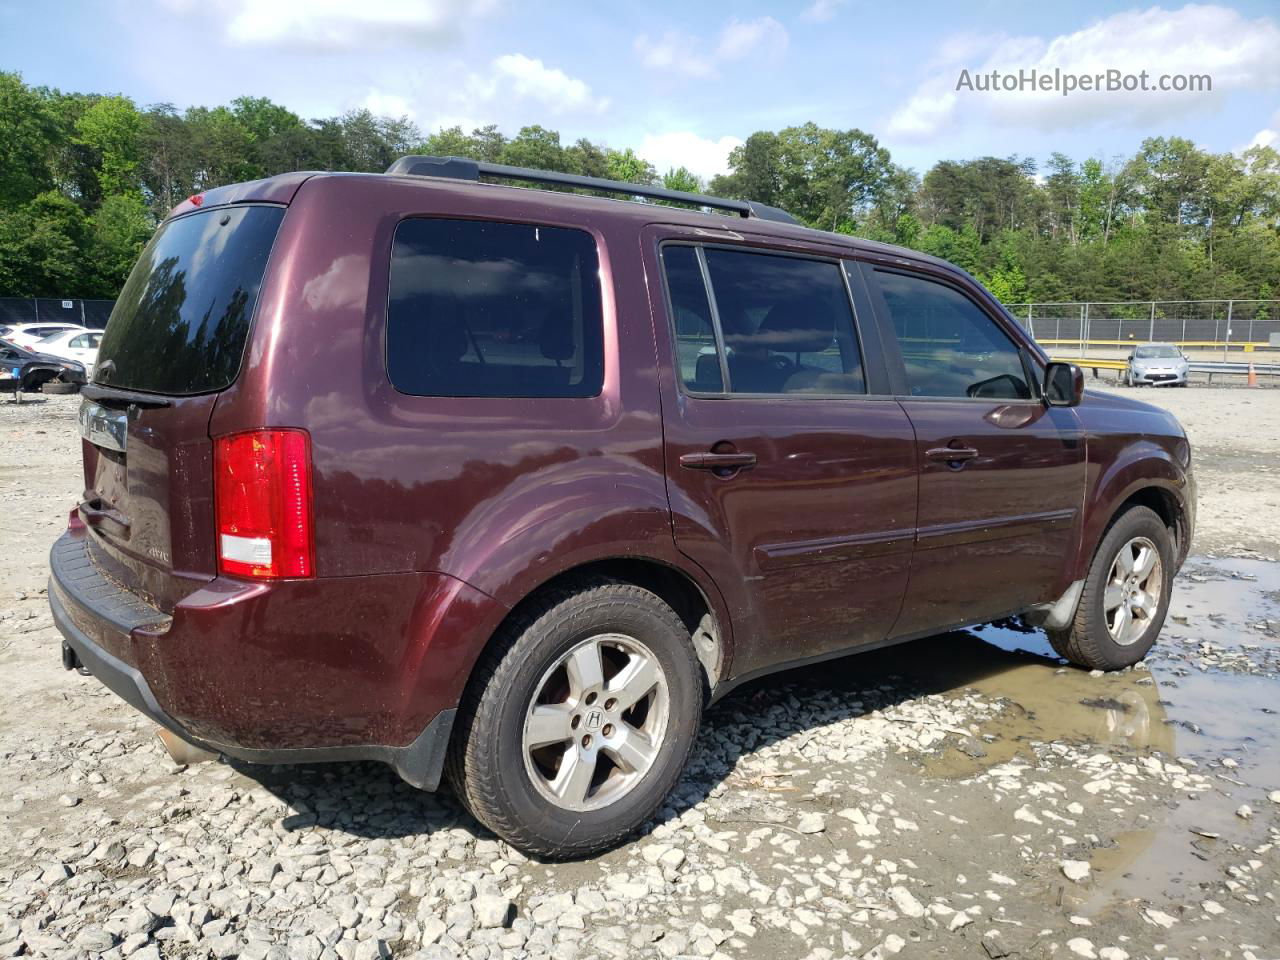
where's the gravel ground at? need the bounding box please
[1,388,1278,960]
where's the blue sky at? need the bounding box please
[4,0,1279,180]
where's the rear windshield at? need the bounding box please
[95,205,284,394]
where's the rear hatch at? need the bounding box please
[78,203,284,612]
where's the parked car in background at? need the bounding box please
[1125,343,1189,387]
[50,157,1194,859]
[34,328,103,375]
[0,339,88,392]
[0,322,90,350]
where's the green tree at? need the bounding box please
[604,147,656,185]
[710,131,781,206]
[74,95,144,197]
[662,167,702,193]
[567,138,609,178]
[185,106,254,188]
[0,71,58,207]
[2,74,1279,306]
[0,190,89,294]
[499,126,572,172]
[89,192,152,294]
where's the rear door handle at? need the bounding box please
[79,498,131,537]
[925,446,979,463]
[679,452,758,471]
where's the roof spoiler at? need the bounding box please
[384,155,800,225]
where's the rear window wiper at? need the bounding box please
[81,384,174,408]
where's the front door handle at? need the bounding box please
[679,451,758,471]
[926,446,979,464]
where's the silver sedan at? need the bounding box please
[1124,343,1189,387]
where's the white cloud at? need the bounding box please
[1243,110,1280,151]
[887,4,1280,141]
[635,16,788,79]
[634,31,715,78]
[800,0,848,24]
[412,53,607,129]
[637,131,743,181]
[490,54,608,114]
[715,17,788,61]
[363,90,415,119]
[156,0,498,50]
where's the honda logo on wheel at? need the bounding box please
[585,710,603,729]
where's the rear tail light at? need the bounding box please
[214,429,314,579]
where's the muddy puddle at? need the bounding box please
[783,555,1279,918]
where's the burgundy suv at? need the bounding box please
[50,157,1194,858]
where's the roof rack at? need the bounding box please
[384,155,800,225]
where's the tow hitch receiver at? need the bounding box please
[61,642,89,675]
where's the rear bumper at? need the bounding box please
[52,588,455,788]
[47,528,502,790]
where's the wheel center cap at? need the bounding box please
[584,710,603,730]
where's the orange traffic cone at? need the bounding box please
[1247,362,1259,388]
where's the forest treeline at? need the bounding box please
[2,71,1278,304]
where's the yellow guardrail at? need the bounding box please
[1051,357,1128,370]
[1037,338,1268,351]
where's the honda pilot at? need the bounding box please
[50,157,1194,858]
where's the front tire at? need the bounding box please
[446,580,703,859]
[1048,506,1173,670]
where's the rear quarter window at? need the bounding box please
[95,205,284,395]
[386,218,604,398]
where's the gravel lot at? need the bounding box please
[1,387,1278,960]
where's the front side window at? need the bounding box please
[387,218,604,398]
[662,245,865,396]
[875,269,1032,400]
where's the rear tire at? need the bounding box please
[446,580,703,859]
[1048,506,1173,670]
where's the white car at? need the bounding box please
[33,328,103,374]
[0,322,90,350]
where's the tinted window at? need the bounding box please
[96,205,283,394]
[388,218,604,398]
[876,270,1031,400]
[701,249,864,395]
[662,246,722,392]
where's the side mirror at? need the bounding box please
[1044,361,1084,407]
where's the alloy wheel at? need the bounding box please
[521,633,670,812]
[1103,536,1164,646]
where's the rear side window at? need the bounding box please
[387,218,604,398]
[674,247,864,395]
[662,246,722,392]
[96,205,284,395]
[874,269,1032,400]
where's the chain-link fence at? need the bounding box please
[6,295,1280,351]
[0,297,115,329]
[1004,300,1280,350]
